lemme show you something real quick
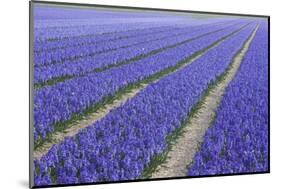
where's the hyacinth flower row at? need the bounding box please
[34,21,245,84]
[34,21,231,66]
[34,26,174,53]
[33,22,249,141]
[34,22,255,186]
[187,22,268,176]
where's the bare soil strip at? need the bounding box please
[34,25,250,160]
[151,24,259,179]
[33,85,146,159]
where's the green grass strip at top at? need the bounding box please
[33,23,250,151]
[139,24,257,179]
[34,22,245,90]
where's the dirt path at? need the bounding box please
[33,85,147,159]
[33,26,249,160]
[151,25,259,179]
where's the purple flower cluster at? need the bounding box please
[34,23,248,141]
[187,22,268,176]
[34,22,255,186]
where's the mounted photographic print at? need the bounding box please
[29,1,270,188]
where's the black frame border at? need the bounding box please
[29,1,270,188]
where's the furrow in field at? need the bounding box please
[34,21,246,87]
[35,22,252,155]
[149,24,259,179]
[33,23,257,186]
[187,21,268,176]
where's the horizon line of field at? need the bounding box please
[33,22,259,185]
[34,20,239,67]
[33,22,256,157]
[34,20,239,53]
[33,21,250,89]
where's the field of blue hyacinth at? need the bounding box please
[32,4,268,186]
